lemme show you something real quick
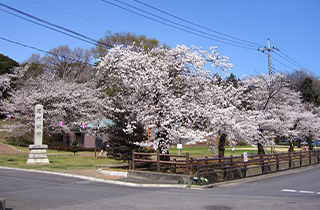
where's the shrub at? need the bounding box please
[71,139,78,155]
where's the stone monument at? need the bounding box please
[26,104,50,164]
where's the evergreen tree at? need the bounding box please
[107,111,146,161]
[225,73,239,88]
[0,54,19,75]
[299,78,320,106]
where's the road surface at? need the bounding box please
[0,165,319,209]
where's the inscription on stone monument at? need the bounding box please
[27,104,49,164]
[34,104,43,145]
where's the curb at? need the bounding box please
[0,167,188,189]
[97,168,128,177]
[196,164,320,189]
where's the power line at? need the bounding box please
[2,2,315,78]
[0,36,95,67]
[0,8,97,46]
[270,40,317,76]
[0,3,112,48]
[0,3,99,46]
[100,0,259,50]
[25,0,124,31]
[272,56,294,71]
[132,0,262,48]
[273,51,304,70]
[175,0,268,41]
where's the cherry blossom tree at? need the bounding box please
[286,103,320,150]
[239,73,320,153]
[1,65,106,144]
[97,44,238,155]
[0,72,12,99]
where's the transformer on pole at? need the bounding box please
[258,38,279,75]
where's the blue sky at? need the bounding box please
[0,0,319,78]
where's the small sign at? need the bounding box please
[243,151,248,162]
[177,144,182,149]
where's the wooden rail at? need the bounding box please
[130,151,191,175]
[196,150,320,185]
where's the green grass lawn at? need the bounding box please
[0,153,124,171]
[0,145,290,172]
[169,145,289,158]
[1,121,290,171]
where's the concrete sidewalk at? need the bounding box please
[0,166,189,188]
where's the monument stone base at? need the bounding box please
[26,145,50,164]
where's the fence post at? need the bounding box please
[276,153,279,172]
[197,160,201,185]
[157,151,160,172]
[261,155,264,175]
[299,151,302,167]
[186,152,190,175]
[223,159,227,181]
[309,150,311,165]
[289,152,292,169]
[131,150,135,170]
[190,157,194,175]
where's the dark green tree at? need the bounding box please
[0,54,19,101]
[92,31,169,59]
[0,54,19,75]
[225,73,239,88]
[107,111,146,161]
[71,139,78,155]
[299,78,320,106]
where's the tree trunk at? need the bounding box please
[288,140,294,152]
[257,143,265,155]
[307,136,313,150]
[218,133,227,158]
[297,139,301,148]
[158,139,170,161]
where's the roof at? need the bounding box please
[85,118,115,129]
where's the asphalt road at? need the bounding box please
[1,166,319,210]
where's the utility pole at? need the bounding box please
[258,38,279,75]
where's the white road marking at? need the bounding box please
[281,189,297,193]
[299,190,315,194]
[282,189,319,195]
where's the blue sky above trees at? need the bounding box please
[0,0,319,78]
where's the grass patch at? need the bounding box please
[0,153,125,171]
[0,120,11,143]
[169,145,289,158]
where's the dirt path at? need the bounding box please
[0,143,27,154]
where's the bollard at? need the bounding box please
[0,198,6,210]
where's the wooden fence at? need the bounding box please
[129,150,320,185]
[130,151,193,175]
[196,150,320,185]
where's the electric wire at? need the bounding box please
[133,0,262,47]
[272,56,295,71]
[175,0,268,41]
[0,3,112,48]
[0,36,95,67]
[270,40,317,76]
[1,2,315,77]
[273,51,305,70]
[0,8,97,46]
[100,0,258,50]
[25,0,123,31]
